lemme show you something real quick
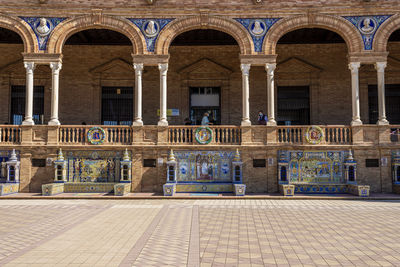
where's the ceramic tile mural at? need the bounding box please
[65,151,129,183]
[175,151,234,182]
[279,151,349,184]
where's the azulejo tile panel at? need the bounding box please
[234,18,280,52]
[279,150,350,184]
[176,183,233,193]
[343,15,391,50]
[0,183,19,196]
[64,182,116,193]
[174,151,235,182]
[294,184,348,194]
[19,17,67,50]
[128,18,174,52]
[65,151,130,183]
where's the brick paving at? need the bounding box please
[0,199,400,266]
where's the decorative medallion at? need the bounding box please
[249,20,267,37]
[305,126,324,145]
[20,17,66,50]
[87,127,106,145]
[358,17,377,35]
[234,18,281,52]
[128,18,175,52]
[343,15,391,50]
[142,20,160,38]
[34,18,53,37]
[195,127,213,145]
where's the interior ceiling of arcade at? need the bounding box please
[58,28,399,46]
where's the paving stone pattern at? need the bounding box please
[0,199,400,266]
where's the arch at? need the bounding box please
[47,15,146,54]
[373,14,400,52]
[264,14,363,54]
[155,16,253,55]
[0,15,37,53]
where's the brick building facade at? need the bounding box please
[0,0,399,196]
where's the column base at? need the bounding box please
[267,120,277,126]
[377,118,389,125]
[132,119,143,126]
[158,119,168,126]
[350,119,363,126]
[22,119,34,126]
[241,119,251,126]
[48,119,60,126]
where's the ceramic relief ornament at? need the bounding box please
[128,18,174,52]
[20,17,66,50]
[343,15,391,50]
[235,18,280,52]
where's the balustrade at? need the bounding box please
[168,126,241,145]
[277,126,352,145]
[59,126,132,145]
[0,126,20,144]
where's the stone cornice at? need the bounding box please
[22,53,62,64]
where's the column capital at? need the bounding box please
[24,62,36,72]
[49,62,62,72]
[240,63,251,76]
[375,61,387,73]
[265,63,276,74]
[133,63,144,73]
[348,62,360,73]
[158,63,168,74]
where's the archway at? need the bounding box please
[275,28,350,125]
[47,15,145,54]
[264,15,363,54]
[60,29,134,125]
[0,27,41,125]
[166,29,244,126]
[155,16,253,55]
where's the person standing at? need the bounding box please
[257,110,268,125]
[201,112,212,125]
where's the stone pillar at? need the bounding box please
[133,63,144,126]
[22,62,36,125]
[241,63,251,126]
[348,62,362,126]
[49,62,62,125]
[266,63,277,126]
[158,63,168,126]
[375,62,389,125]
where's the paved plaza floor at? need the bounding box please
[0,199,400,266]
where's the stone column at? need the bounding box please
[266,63,277,126]
[241,63,251,126]
[48,62,62,125]
[375,62,389,125]
[133,63,144,126]
[348,62,362,126]
[22,62,36,125]
[158,63,168,126]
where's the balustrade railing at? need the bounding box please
[277,126,352,145]
[325,126,352,144]
[168,126,241,145]
[0,126,21,144]
[59,126,132,145]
